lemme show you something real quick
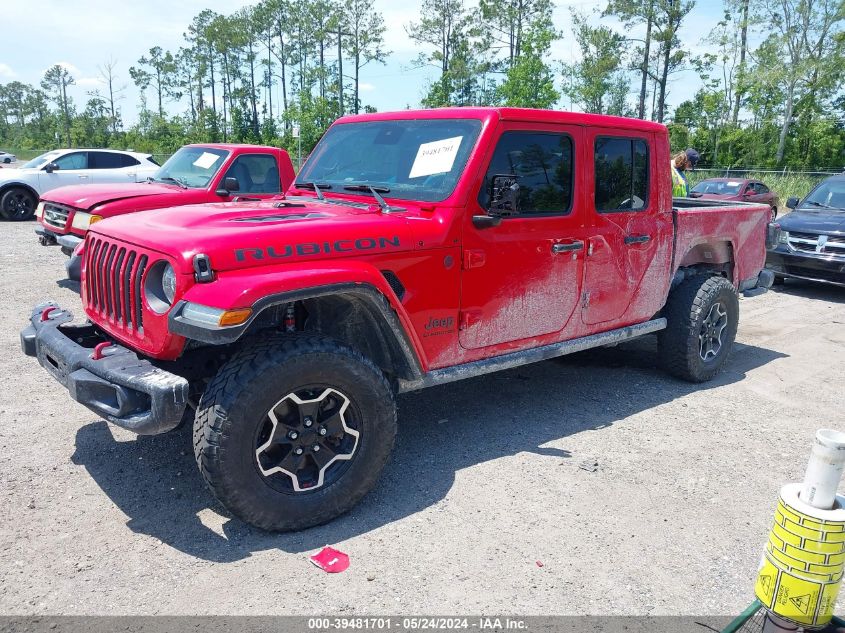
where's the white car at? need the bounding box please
[0,149,159,220]
[0,151,16,164]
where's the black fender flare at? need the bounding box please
[169,282,424,381]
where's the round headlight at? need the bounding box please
[162,264,176,304]
[144,261,178,313]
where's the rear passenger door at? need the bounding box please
[459,123,587,350]
[582,132,665,325]
[88,151,142,183]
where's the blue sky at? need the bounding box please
[1,0,730,124]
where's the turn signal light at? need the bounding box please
[218,308,252,327]
[89,215,103,225]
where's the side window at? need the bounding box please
[89,152,139,169]
[53,152,88,170]
[478,131,573,215]
[223,154,281,194]
[594,137,650,212]
[757,183,769,194]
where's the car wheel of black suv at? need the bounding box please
[193,333,397,531]
[0,187,36,221]
[658,275,739,383]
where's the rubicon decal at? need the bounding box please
[235,236,402,261]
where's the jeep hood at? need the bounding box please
[779,209,845,235]
[88,197,414,273]
[43,182,184,209]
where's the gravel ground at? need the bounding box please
[1,219,844,616]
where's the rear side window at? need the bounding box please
[594,137,649,212]
[479,131,574,216]
[89,152,139,169]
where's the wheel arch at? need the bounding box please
[0,181,39,203]
[675,239,736,284]
[170,282,424,383]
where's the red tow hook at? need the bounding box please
[40,306,58,322]
[91,341,114,360]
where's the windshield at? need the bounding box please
[152,146,229,188]
[296,119,483,202]
[22,152,61,170]
[801,179,845,211]
[692,180,744,195]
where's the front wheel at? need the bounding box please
[0,187,36,221]
[193,334,397,531]
[658,275,739,382]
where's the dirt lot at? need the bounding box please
[1,219,844,616]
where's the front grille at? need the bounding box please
[84,237,149,332]
[43,203,71,230]
[788,231,845,258]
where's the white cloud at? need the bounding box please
[76,77,102,88]
[0,63,15,79]
[359,82,375,92]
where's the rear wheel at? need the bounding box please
[193,334,397,531]
[0,187,36,221]
[658,275,739,382]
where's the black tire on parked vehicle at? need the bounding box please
[771,207,778,221]
[658,275,739,383]
[0,187,37,221]
[2,158,10,164]
[193,333,397,531]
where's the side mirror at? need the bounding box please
[488,174,520,216]
[786,196,799,209]
[216,176,240,197]
[44,162,59,173]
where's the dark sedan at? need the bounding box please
[766,175,845,287]
[690,178,779,220]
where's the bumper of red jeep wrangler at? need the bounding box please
[20,303,189,435]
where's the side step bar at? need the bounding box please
[398,318,667,392]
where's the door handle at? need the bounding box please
[624,234,651,245]
[551,241,584,253]
[78,175,89,180]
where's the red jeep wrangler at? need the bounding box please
[34,143,295,280]
[22,108,774,531]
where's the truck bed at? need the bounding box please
[671,198,771,288]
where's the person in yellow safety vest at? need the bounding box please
[671,148,700,197]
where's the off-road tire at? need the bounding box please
[658,275,739,383]
[0,187,36,221]
[193,334,397,531]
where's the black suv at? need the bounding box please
[766,174,845,287]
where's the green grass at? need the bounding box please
[688,170,827,212]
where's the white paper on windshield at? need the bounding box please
[193,152,220,169]
[409,136,463,178]
[727,181,742,186]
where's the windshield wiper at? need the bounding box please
[294,181,332,201]
[343,184,397,212]
[156,176,188,189]
[343,184,390,193]
[805,200,836,209]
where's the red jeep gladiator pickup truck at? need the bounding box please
[21,108,774,531]
[34,143,295,280]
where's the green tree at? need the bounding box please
[498,31,558,108]
[342,0,388,114]
[562,12,629,115]
[604,0,657,120]
[41,64,75,145]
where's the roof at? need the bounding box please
[698,177,753,183]
[185,143,282,151]
[336,107,668,133]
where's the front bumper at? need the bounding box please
[35,226,58,246]
[766,248,845,288]
[20,303,189,435]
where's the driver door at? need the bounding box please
[39,151,93,191]
[459,123,586,350]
